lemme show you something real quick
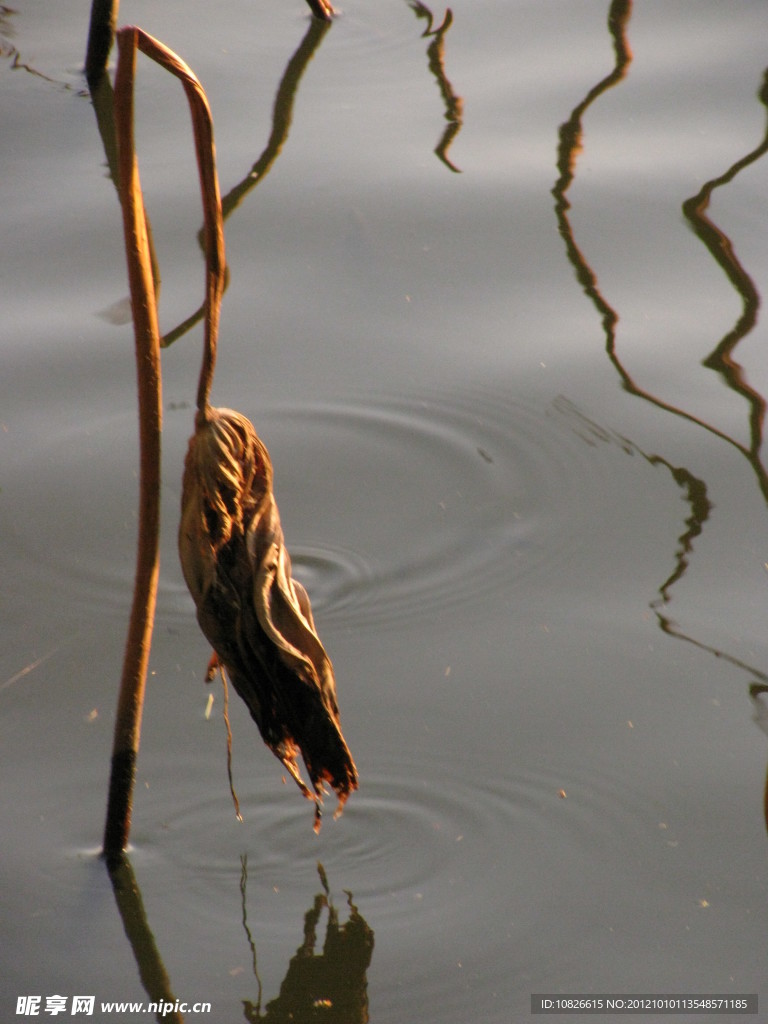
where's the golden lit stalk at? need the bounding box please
[103,26,162,860]
[129,28,225,417]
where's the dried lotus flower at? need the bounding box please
[179,406,358,829]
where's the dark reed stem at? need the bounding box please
[85,0,119,85]
[305,0,335,20]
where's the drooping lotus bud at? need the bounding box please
[179,406,357,829]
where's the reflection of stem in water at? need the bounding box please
[85,0,119,86]
[107,853,184,1024]
[84,0,332,84]
[85,18,329,351]
[553,0,632,217]
[0,3,13,55]
[681,66,768,503]
[408,2,464,173]
[749,684,768,834]
[90,73,120,198]
[162,17,331,350]
[554,0,711,438]
[239,856,264,1015]
[0,5,87,93]
[241,862,374,1023]
[555,4,768,498]
[555,397,768,684]
[648,458,768,682]
[552,1,768,683]
[220,18,330,221]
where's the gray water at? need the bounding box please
[3,2,768,1021]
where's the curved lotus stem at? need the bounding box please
[103,26,227,858]
[106,24,355,847]
[124,27,226,418]
[103,27,163,860]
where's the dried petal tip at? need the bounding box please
[179,407,358,824]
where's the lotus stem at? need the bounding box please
[125,28,225,420]
[103,26,163,861]
[103,26,227,858]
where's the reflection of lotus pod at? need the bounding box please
[179,406,357,828]
[259,890,374,1021]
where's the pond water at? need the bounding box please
[3,1,768,1021]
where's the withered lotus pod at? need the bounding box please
[179,406,358,829]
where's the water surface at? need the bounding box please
[3,2,768,1021]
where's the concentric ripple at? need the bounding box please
[6,384,597,627]
[140,750,663,944]
[253,386,595,626]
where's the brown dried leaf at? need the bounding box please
[179,407,357,828]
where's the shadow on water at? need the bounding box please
[106,853,373,1024]
[553,1,768,821]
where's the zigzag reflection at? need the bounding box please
[408,2,463,173]
[551,3,768,737]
